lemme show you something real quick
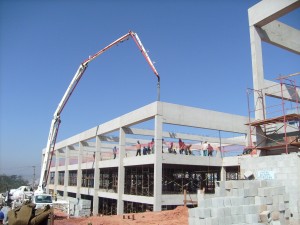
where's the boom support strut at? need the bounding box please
[37,31,160,193]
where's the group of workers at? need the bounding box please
[135,138,215,157]
[136,138,155,156]
[112,138,216,158]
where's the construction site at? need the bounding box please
[37,1,300,225]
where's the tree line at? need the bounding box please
[0,174,30,193]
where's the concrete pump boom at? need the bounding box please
[37,31,160,194]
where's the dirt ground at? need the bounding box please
[54,206,189,225]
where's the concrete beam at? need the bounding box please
[248,0,300,27]
[161,102,248,134]
[258,20,300,55]
[264,79,300,102]
[54,102,248,150]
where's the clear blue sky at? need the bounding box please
[0,0,299,180]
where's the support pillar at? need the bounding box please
[220,166,226,181]
[63,146,70,198]
[153,103,163,212]
[249,26,266,120]
[76,142,83,199]
[93,136,101,215]
[54,150,59,194]
[117,127,126,214]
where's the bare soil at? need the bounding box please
[54,206,188,225]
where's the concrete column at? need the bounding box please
[93,136,101,215]
[249,25,266,120]
[54,150,59,194]
[117,127,126,214]
[76,142,83,199]
[153,108,163,211]
[220,166,226,181]
[63,146,70,198]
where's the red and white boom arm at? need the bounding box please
[37,31,160,193]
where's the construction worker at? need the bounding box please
[113,146,117,159]
[207,144,213,156]
[136,141,141,156]
[202,141,208,156]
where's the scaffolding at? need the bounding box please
[124,165,154,196]
[246,73,300,154]
[82,169,94,188]
[98,197,117,215]
[162,165,220,194]
[124,201,153,213]
[99,168,118,192]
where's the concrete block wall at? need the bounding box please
[66,197,91,217]
[189,180,290,225]
[239,153,300,224]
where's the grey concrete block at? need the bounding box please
[284,202,289,209]
[231,215,245,224]
[244,197,255,205]
[214,187,226,197]
[283,208,289,219]
[230,197,244,206]
[189,208,196,217]
[238,189,245,197]
[211,197,224,208]
[242,205,250,214]
[266,196,273,205]
[231,180,244,189]
[245,214,259,224]
[283,194,289,203]
[211,207,224,218]
[198,198,212,208]
[270,221,281,225]
[255,196,266,205]
[223,197,231,207]
[188,217,196,225]
[195,207,211,219]
[215,181,225,188]
[224,181,232,190]
[224,216,232,225]
[205,217,218,225]
[259,180,268,188]
[267,204,274,212]
[231,188,239,196]
[231,206,243,215]
[258,187,267,197]
[244,188,258,197]
[278,202,285,211]
[224,207,231,216]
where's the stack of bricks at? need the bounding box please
[67,197,91,217]
[188,180,290,225]
[239,153,300,224]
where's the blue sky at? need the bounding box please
[0,0,299,180]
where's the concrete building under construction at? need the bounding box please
[43,0,300,223]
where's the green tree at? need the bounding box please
[0,174,30,193]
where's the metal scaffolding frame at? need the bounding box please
[246,74,300,154]
[124,201,153,213]
[98,197,117,215]
[162,165,220,194]
[124,165,154,197]
[99,168,118,192]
